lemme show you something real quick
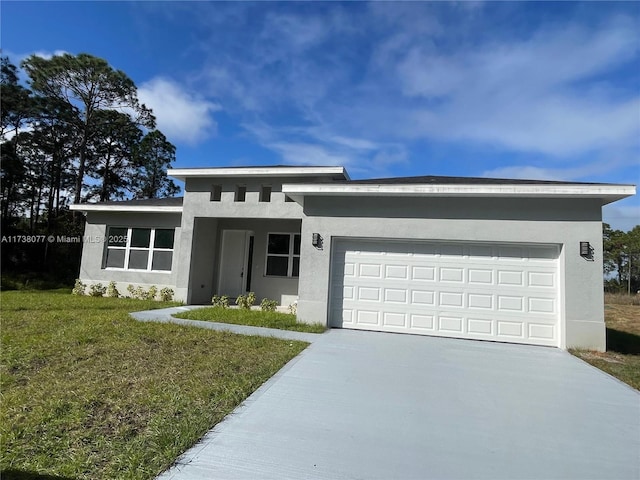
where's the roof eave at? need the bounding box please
[69,204,183,213]
[281,184,636,206]
[168,166,349,182]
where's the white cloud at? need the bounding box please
[393,17,640,157]
[268,142,353,167]
[31,50,69,60]
[181,4,638,178]
[137,77,220,145]
[480,156,634,182]
[603,204,640,232]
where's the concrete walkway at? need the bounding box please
[153,328,640,480]
[130,306,325,343]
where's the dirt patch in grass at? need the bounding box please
[173,307,327,333]
[571,303,640,390]
[0,290,307,479]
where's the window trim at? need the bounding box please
[265,232,300,278]
[104,226,175,273]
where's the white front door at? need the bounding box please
[218,230,251,298]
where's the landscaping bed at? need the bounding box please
[173,307,326,334]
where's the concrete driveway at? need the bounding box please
[158,329,640,480]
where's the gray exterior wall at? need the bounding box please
[78,211,182,295]
[178,217,301,305]
[175,175,315,304]
[296,196,605,351]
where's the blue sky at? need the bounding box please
[2,1,639,230]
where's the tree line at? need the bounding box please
[1,53,180,284]
[603,223,640,294]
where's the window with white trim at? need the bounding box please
[265,233,300,277]
[104,227,175,271]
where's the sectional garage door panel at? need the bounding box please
[330,240,560,347]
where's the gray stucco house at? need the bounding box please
[70,166,635,351]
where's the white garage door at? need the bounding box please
[330,239,561,347]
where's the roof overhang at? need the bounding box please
[282,183,636,206]
[168,166,349,182]
[69,204,183,213]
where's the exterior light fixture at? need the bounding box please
[312,233,322,248]
[580,241,591,257]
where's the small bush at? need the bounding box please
[106,281,119,298]
[160,287,174,302]
[212,295,229,308]
[89,283,106,297]
[145,285,158,301]
[288,301,297,316]
[260,298,278,312]
[247,292,256,307]
[236,292,256,310]
[71,279,86,296]
[126,285,147,300]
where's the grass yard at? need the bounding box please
[571,296,640,390]
[0,290,308,479]
[174,307,326,333]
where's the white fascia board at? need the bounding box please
[69,204,183,213]
[282,183,636,205]
[168,166,349,181]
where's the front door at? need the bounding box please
[218,230,252,298]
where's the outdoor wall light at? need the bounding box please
[580,241,591,258]
[312,233,322,249]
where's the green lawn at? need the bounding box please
[173,307,326,333]
[0,290,308,479]
[571,300,640,390]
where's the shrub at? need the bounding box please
[126,285,146,300]
[260,298,278,312]
[212,295,229,308]
[71,279,86,296]
[106,281,119,298]
[288,301,297,316]
[89,283,106,297]
[236,292,256,310]
[145,285,158,301]
[160,287,174,302]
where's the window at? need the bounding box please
[266,233,300,277]
[260,185,272,202]
[105,227,175,271]
[210,185,222,202]
[235,185,246,202]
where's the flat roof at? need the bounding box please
[70,197,183,213]
[345,175,625,186]
[282,182,636,205]
[168,166,349,181]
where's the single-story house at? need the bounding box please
[70,166,635,351]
